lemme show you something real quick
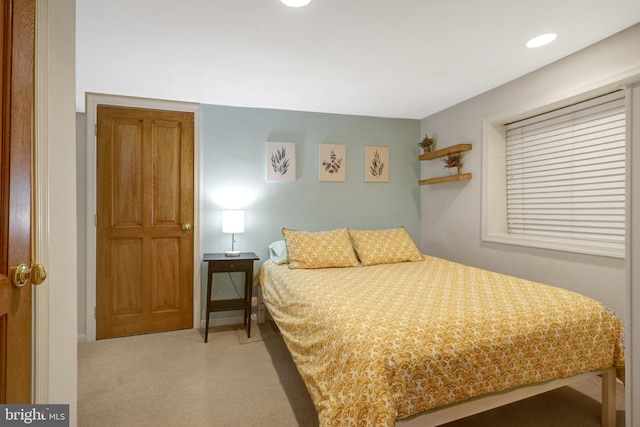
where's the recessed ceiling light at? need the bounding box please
[281,0,312,7]
[526,33,557,48]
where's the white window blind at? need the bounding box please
[505,90,626,251]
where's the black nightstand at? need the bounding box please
[203,252,259,343]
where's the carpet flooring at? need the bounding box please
[78,322,625,426]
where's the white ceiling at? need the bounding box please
[76,0,640,119]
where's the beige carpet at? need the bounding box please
[78,322,625,427]
[237,320,280,345]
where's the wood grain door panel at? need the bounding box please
[97,106,194,339]
[110,238,143,317]
[112,118,144,226]
[152,121,182,225]
[152,237,181,312]
[0,0,34,402]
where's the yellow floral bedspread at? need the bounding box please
[256,255,625,427]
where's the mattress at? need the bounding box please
[256,255,625,426]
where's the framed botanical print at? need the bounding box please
[266,142,296,182]
[365,146,389,182]
[319,144,346,182]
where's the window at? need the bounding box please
[482,90,626,258]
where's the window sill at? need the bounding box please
[481,232,624,259]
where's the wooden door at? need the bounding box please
[96,106,194,339]
[0,0,35,403]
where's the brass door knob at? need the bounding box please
[31,264,47,285]
[10,264,30,288]
[9,263,47,288]
[181,223,191,231]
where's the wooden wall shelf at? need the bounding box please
[419,173,472,186]
[418,143,473,186]
[419,144,472,161]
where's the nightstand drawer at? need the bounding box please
[211,259,253,273]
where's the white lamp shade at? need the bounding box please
[222,210,245,234]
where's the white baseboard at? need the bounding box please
[77,333,87,343]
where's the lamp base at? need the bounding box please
[225,250,241,257]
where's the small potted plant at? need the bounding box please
[418,134,435,153]
[442,153,462,175]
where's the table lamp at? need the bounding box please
[222,210,244,257]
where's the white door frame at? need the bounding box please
[627,80,640,427]
[34,0,49,402]
[84,93,202,342]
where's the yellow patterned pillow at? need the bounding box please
[349,227,424,266]
[282,228,359,269]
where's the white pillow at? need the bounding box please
[268,240,289,264]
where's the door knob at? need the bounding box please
[181,223,191,231]
[10,264,30,288]
[31,264,47,285]
[9,263,47,288]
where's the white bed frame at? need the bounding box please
[398,367,618,427]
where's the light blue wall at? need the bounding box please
[200,104,421,316]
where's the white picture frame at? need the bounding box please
[266,142,296,182]
[319,144,346,182]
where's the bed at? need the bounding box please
[256,227,625,426]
